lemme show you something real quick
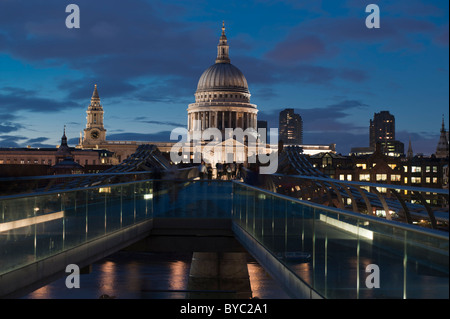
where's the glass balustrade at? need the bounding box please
[1,178,447,299]
[0,180,155,275]
[232,182,449,299]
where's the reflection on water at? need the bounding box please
[24,251,288,299]
[98,261,117,298]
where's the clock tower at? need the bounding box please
[82,84,107,146]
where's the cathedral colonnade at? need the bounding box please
[187,109,258,132]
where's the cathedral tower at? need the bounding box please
[82,84,107,146]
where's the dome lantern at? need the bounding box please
[216,21,230,64]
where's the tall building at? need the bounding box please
[370,111,395,148]
[279,108,303,145]
[187,22,258,138]
[435,116,449,158]
[82,84,107,146]
[369,111,404,156]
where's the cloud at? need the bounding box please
[0,0,372,105]
[258,99,369,128]
[268,9,442,56]
[134,117,186,128]
[265,35,329,63]
[26,137,50,144]
[434,24,449,46]
[60,78,139,102]
[0,1,212,78]
[0,87,81,113]
[0,121,24,133]
[0,135,28,148]
[106,131,174,142]
[235,55,368,87]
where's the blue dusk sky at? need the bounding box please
[0,0,448,155]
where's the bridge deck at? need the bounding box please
[0,179,448,299]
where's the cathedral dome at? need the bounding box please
[196,63,249,94]
[187,22,258,136]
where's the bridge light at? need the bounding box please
[144,194,153,200]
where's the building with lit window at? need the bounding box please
[369,111,404,156]
[279,108,303,145]
[370,111,395,147]
[308,143,448,206]
[0,128,115,177]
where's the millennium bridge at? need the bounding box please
[0,145,448,299]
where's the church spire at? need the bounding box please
[61,125,67,147]
[407,138,413,158]
[56,125,71,158]
[92,84,100,100]
[88,84,102,111]
[436,115,449,158]
[216,21,230,64]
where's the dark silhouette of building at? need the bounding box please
[369,111,404,156]
[436,115,449,158]
[257,120,268,142]
[308,143,448,207]
[279,108,303,145]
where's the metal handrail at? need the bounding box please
[0,178,228,201]
[0,171,153,182]
[232,180,449,241]
[271,173,449,195]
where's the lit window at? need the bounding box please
[412,166,421,173]
[356,163,367,170]
[433,177,437,183]
[359,174,370,181]
[426,166,431,173]
[347,174,352,181]
[433,166,438,173]
[426,177,431,183]
[411,177,421,183]
[391,175,401,182]
[376,174,387,181]
[403,166,408,173]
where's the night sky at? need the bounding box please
[0,0,448,155]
